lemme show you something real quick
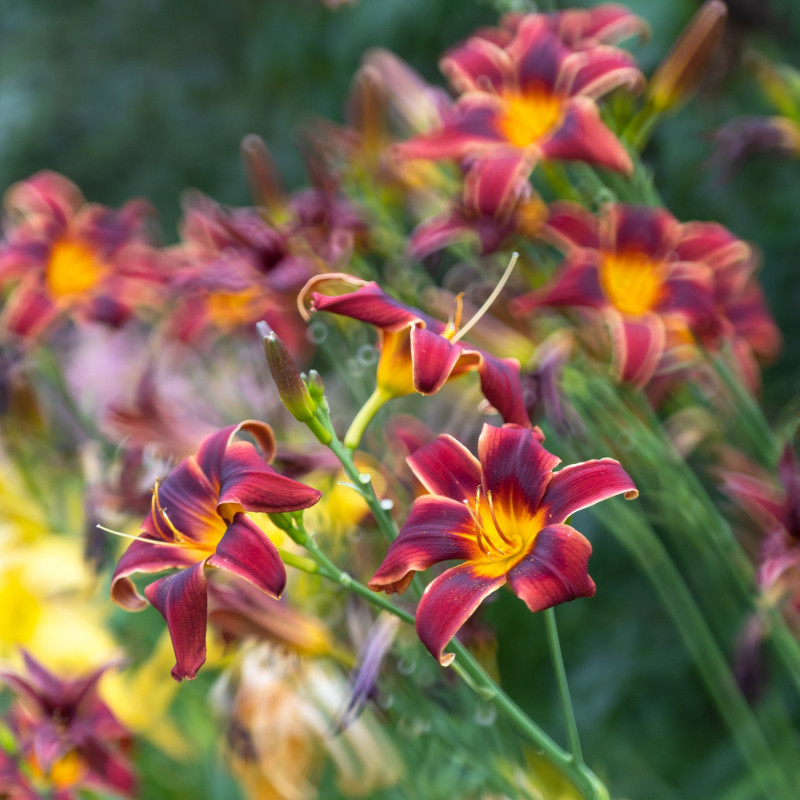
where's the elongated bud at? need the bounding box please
[241,134,286,219]
[258,321,316,422]
[647,1,727,113]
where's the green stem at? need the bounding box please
[344,386,393,450]
[712,353,779,468]
[328,433,399,545]
[544,606,584,766]
[294,512,608,800]
[567,370,800,700]
[449,640,608,800]
[594,500,796,800]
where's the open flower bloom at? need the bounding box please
[395,14,641,200]
[166,192,318,352]
[0,651,135,798]
[0,171,164,338]
[512,202,719,386]
[110,420,322,681]
[368,424,637,665]
[408,156,547,258]
[300,273,530,427]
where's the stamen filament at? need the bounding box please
[153,480,185,542]
[485,490,515,548]
[96,525,187,548]
[450,252,519,344]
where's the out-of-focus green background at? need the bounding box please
[2,1,799,798]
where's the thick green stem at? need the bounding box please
[344,386,393,450]
[544,607,584,766]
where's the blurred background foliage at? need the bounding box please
[1,1,800,798]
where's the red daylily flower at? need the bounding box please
[0,652,135,798]
[408,155,547,259]
[110,420,322,681]
[0,171,164,339]
[395,14,640,200]
[512,202,719,386]
[368,424,637,665]
[300,273,530,427]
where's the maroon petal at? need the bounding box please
[207,513,286,598]
[194,424,247,485]
[368,496,480,594]
[507,523,596,612]
[541,458,637,524]
[410,326,462,394]
[441,36,512,95]
[79,739,136,796]
[407,210,484,259]
[110,537,201,611]
[660,267,716,327]
[570,46,644,99]
[144,562,209,681]
[543,202,601,251]
[407,434,481,502]
[725,281,782,361]
[539,96,632,174]
[309,280,420,331]
[607,204,680,259]
[217,442,322,520]
[462,153,534,220]
[147,459,220,543]
[393,99,506,161]
[476,353,531,426]
[1,280,59,338]
[415,562,505,665]
[607,312,665,387]
[511,20,577,94]
[478,423,560,512]
[511,251,604,315]
[565,4,649,44]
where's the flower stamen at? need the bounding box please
[450,252,519,344]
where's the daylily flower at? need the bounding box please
[408,156,547,259]
[395,15,641,187]
[165,192,315,352]
[512,202,718,386]
[300,273,531,431]
[0,171,164,339]
[368,423,637,665]
[110,420,322,681]
[0,651,135,798]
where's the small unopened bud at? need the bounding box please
[647,1,727,113]
[306,370,326,402]
[258,321,316,422]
